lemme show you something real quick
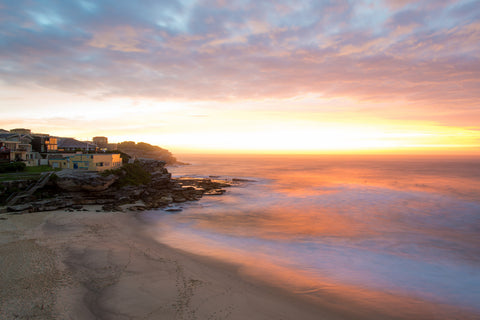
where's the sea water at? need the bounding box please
[146,155,480,318]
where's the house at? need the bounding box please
[0,132,41,165]
[0,134,18,162]
[47,154,69,169]
[0,142,11,161]
[89,153,122,171]
[48,153,122,171]
[31,134,58,153]
[93,136,118,151]
[93,136,108,149]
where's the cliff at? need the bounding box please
[116,141,180,165]
[2,160,229,213]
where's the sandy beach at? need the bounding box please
[0,207,353,320]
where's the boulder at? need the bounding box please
[172,195,187,202]
[204,189,226,195]
[139,159,167,173]
[54,171,118,192]
[102,204,123,212]
[7,203,34,212]
[32,199,73,211]
[164,205,182,212]
[128,205,146,211]
[159,196,173,204]
[150,172,171,188]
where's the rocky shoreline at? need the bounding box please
[1,159,231,214]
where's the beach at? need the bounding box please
[0,207,351,320]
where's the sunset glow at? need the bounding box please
[1,1,479,154]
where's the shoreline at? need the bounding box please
[0,206,347,320]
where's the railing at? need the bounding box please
[5,191,18,204]
[6,172,53,206]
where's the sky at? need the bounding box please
[1,0,479,154]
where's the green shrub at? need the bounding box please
[24,165,59,173]
[103,162,151,187]
[50,173,58,182]
[0,162,26,173]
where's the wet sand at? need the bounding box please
[0,207,357,320]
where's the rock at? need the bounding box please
[7,203,34,212]
[116,196,131,204]
[80,199,97,205]
[204,189,226,195]
[54,171,118,192]
[7,198,73,212]
[138,159,167,173]
[32,199,73,212]
[95,198,115,205]
[71,204,83,210]
[121,186,143,197]
[172,197,187,202]
[128,205,146,211]
[150,172,171,188]
[164,205,183,212]
[102,204,122,212]
[159,196,173,204]
[232,178,257,182]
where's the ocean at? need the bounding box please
[145,154,480,319]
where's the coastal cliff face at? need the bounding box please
[116,141,179,165]
[54,171,118,192]
[4,160,229,213]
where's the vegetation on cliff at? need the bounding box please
[102,161,151,187]
[0,162,26,173]
[117,141,178,165]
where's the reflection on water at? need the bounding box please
[146,155,480,319]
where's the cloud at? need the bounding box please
[387,8,425,28]
[0,0,478,119]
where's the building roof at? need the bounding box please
[47,154,66,160]
[58,138,95,149]
[0,133,19,140]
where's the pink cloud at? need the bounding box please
[0,0,478,127]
